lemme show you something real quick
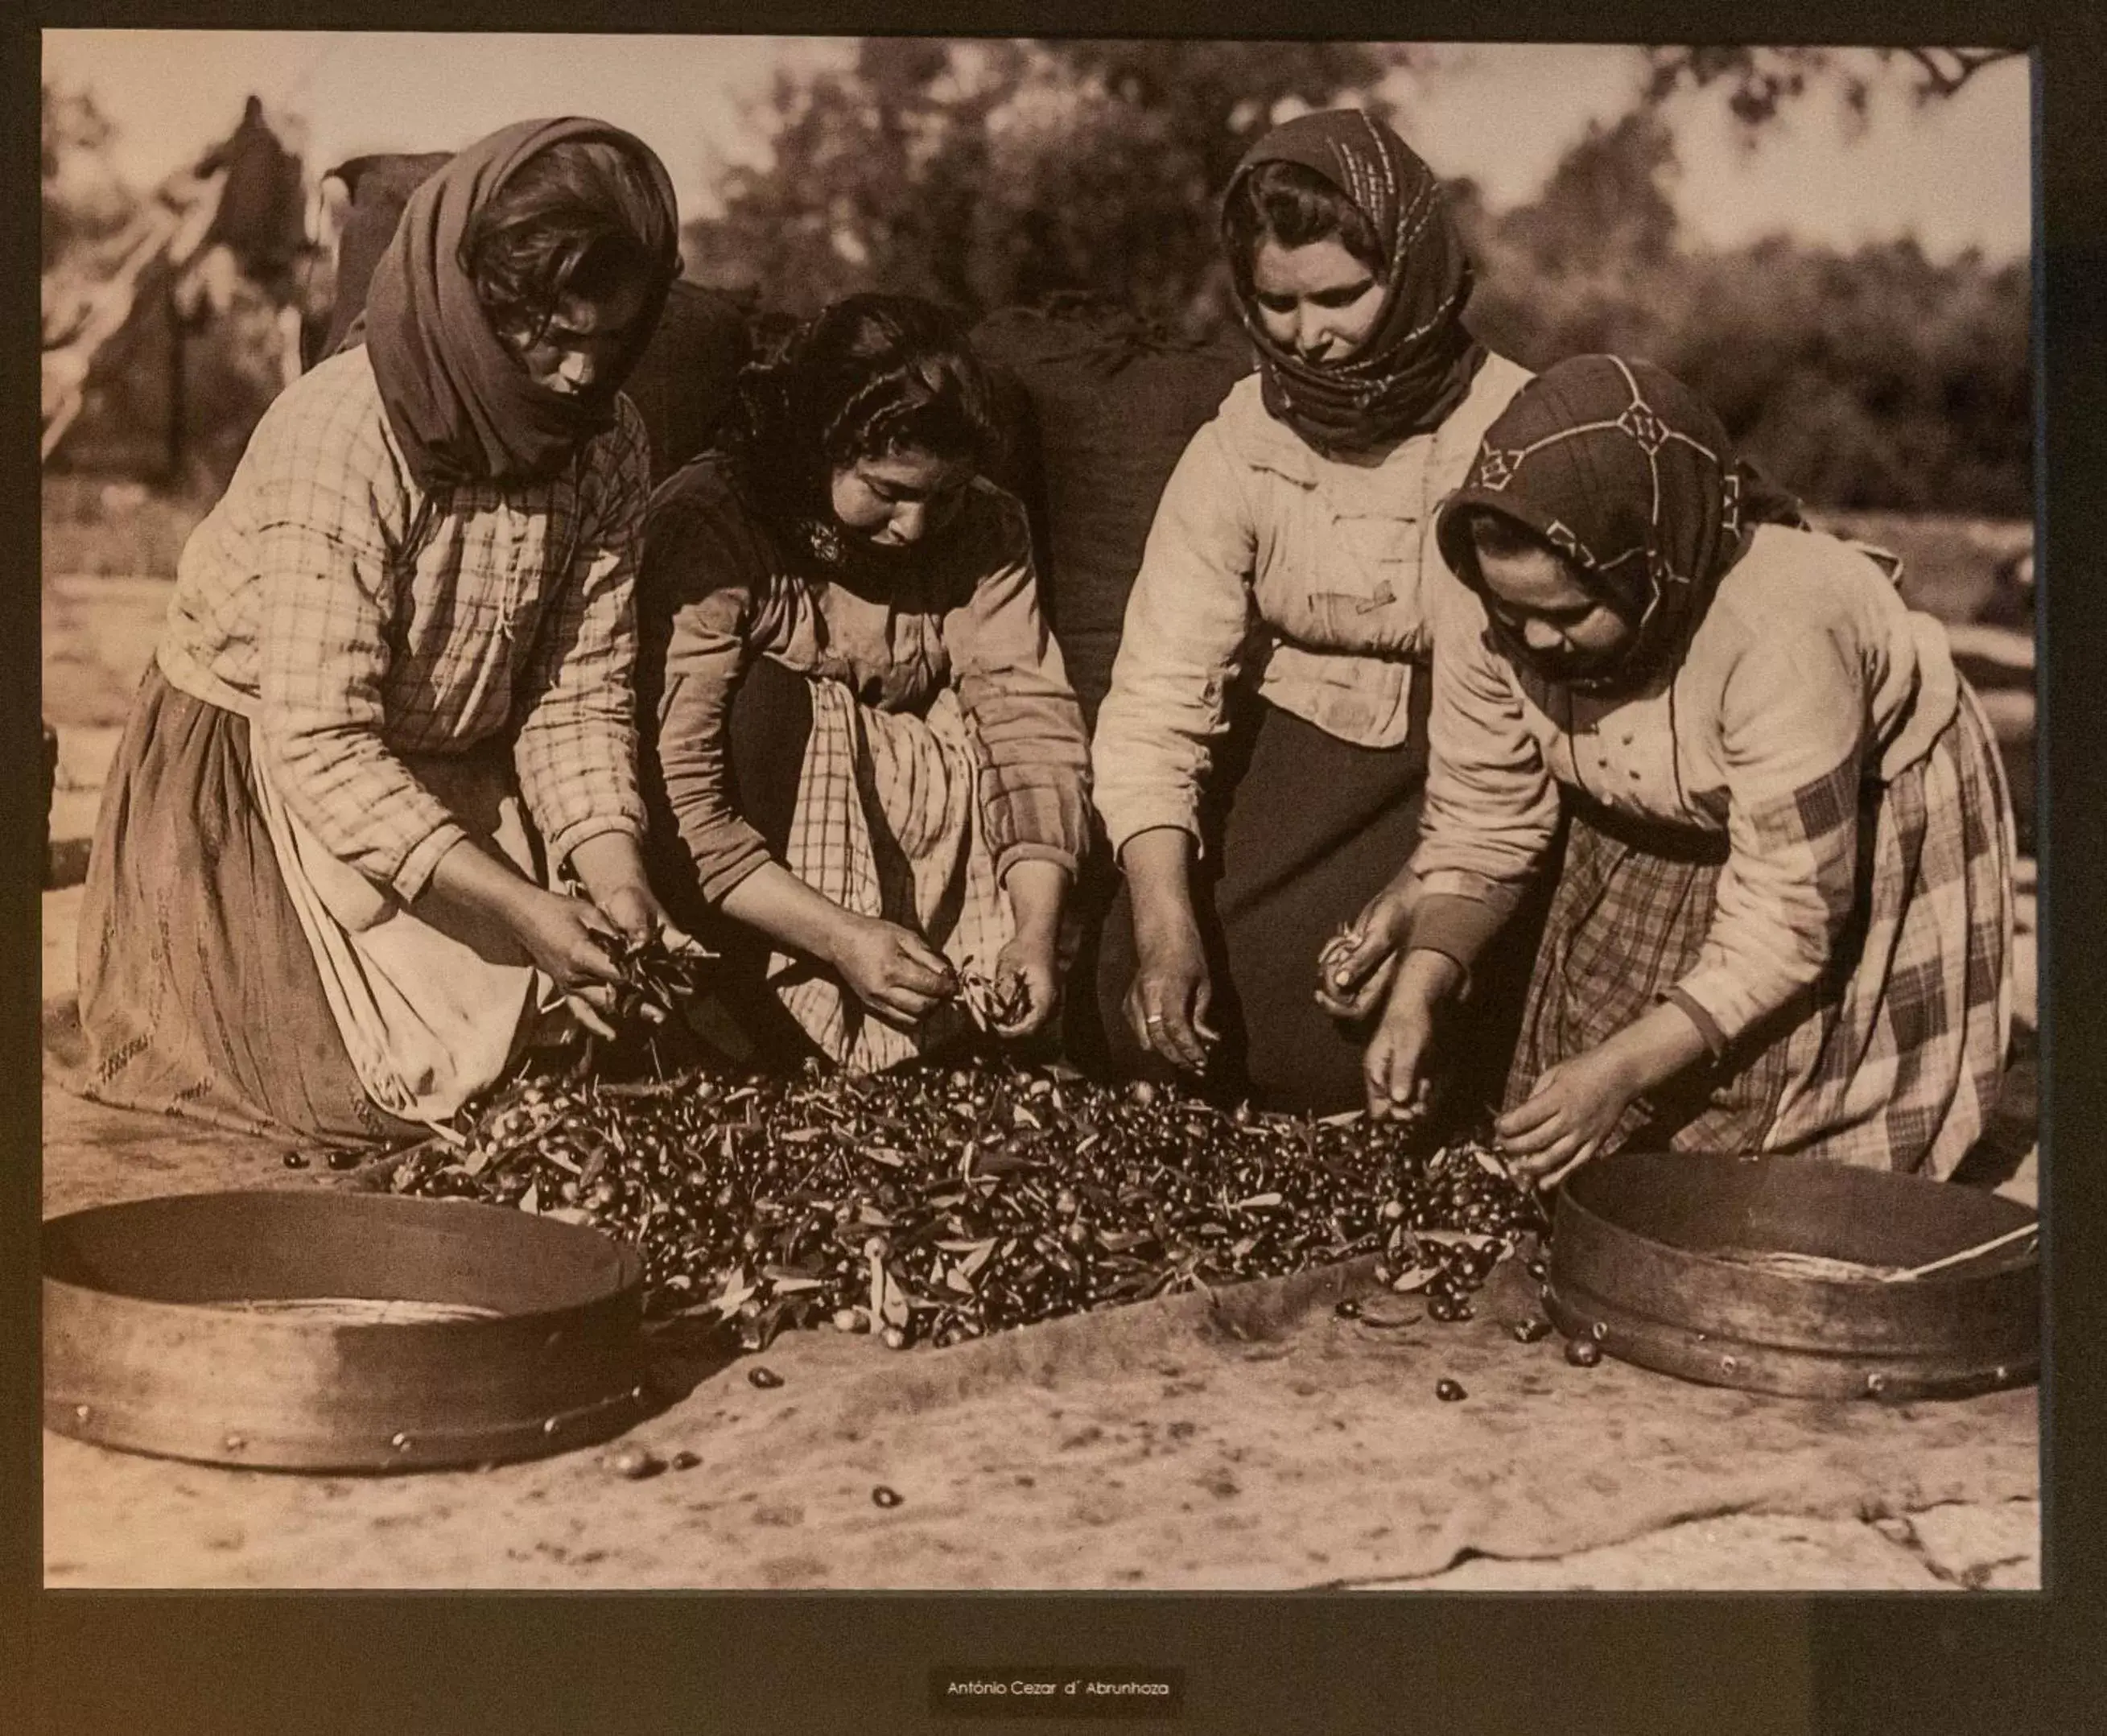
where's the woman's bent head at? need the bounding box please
[362,118,680,488]
[461,138,676,405]
[1224,159,1386,365]
[742,294,1000,556]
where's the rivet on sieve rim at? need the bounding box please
[390,1432,413,1452]
[1996,1365,2010,1382]
[630,1384,647,1403]
[1591,1321,1609,1342]
[223,1432,246,1451]
[1720,1356,1738,1374]
[1865,1373,1888,1396]
[73,1404,93,1424]
[542,1416,560,1437]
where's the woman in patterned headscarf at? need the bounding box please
[1091,108,1534,1113]
[73,118,687,1145]
[1364,354,2014,1181]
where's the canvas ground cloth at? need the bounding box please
[39,1205,2035,1589]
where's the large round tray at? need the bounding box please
[44,1191,648,1470]
[1543,1152,2038,1400]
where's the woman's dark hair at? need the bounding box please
[460,138,670,339]
[1223,158,1385,293]
[734,293,1000,513]
[1455,506,1600,600]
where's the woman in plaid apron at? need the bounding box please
[637,295,1091,1072]
[1365,354,2014,1181]
[72,119,686,1144]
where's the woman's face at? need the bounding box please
[497,273,654,402]
[828,447,975,550]
[1250,236,1383,365]
[1473,530,1636,684]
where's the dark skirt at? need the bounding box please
[71,667,423,1146]
[1082,677,1541,1116]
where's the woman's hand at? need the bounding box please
[566,834,699,955]
[1125,914,1218,1074]
[1117,828,1216,1074]
[991,858,1069,1039]
[1315,873,1421,1021]
[511,888,631,1040]
[1363,949,1465,1123]
[989,933,1059,1039]
[1495,1002,1713,1187]
[1495,1047,1643,1187]
[829,915,959,1027]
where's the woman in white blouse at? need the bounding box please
[1365,354,2014,1182]
[1090,108,1529,1111]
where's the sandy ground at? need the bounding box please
[39,566,2043,1591]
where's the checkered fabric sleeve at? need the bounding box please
[641,487,775,905]
[512,397,651,867]
[1408,584,1563,969]
[942,489,1091,884]
[1672,623,1870,1045]
[250,369,468,901]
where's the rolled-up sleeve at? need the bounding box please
[1406,585,1562,964]
[944,489,1091,884]
[513,400,650,866]
[252,394,464,902]
[1089,424,1258,859]
[1673,625,1869,1047]
[639,489,774,905]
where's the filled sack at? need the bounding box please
[971,299,1252,727]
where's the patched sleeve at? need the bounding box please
[637,484,773,906]
[943,489,1091,884]
[1672,625,1870,1048]
[1089,424,1258,859]
[512,398,651,865]
[1405,584,1561,967]
[252,387,466,901]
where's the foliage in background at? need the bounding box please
[1455,113,2032,516]
[686,39,1406,333]
[687,41,2030,516]
[42,81,135,270]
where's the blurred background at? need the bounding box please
[39,32,2039,1180]
[39,31,2036,843]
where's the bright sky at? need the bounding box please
[41,32,2032,262]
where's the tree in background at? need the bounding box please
[692,39,2029,515]
[1643,45,2025,130]
[42,80,134,272]
[1460,109,2031,516]
[687,37,1403,332]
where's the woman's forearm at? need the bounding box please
[1117,826,1199,938]
[1003,858,1069,948]
[1594,1000,1713,1102]
[565,831,650,902]
[717,861,856,966]
[420,833,545,933]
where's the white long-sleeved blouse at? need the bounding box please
[1409,523,1961,1046]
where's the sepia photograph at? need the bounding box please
[37,29,2039,1597]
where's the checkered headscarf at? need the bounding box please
[1224,109,1486,455]
[1434,354,1802,695]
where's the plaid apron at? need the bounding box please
[770,679,1012,1070]
[1508,683,2014,1176]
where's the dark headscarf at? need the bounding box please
[1223,109,1486,456]
[363,118,680,489]
[1434,354,1804,696]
